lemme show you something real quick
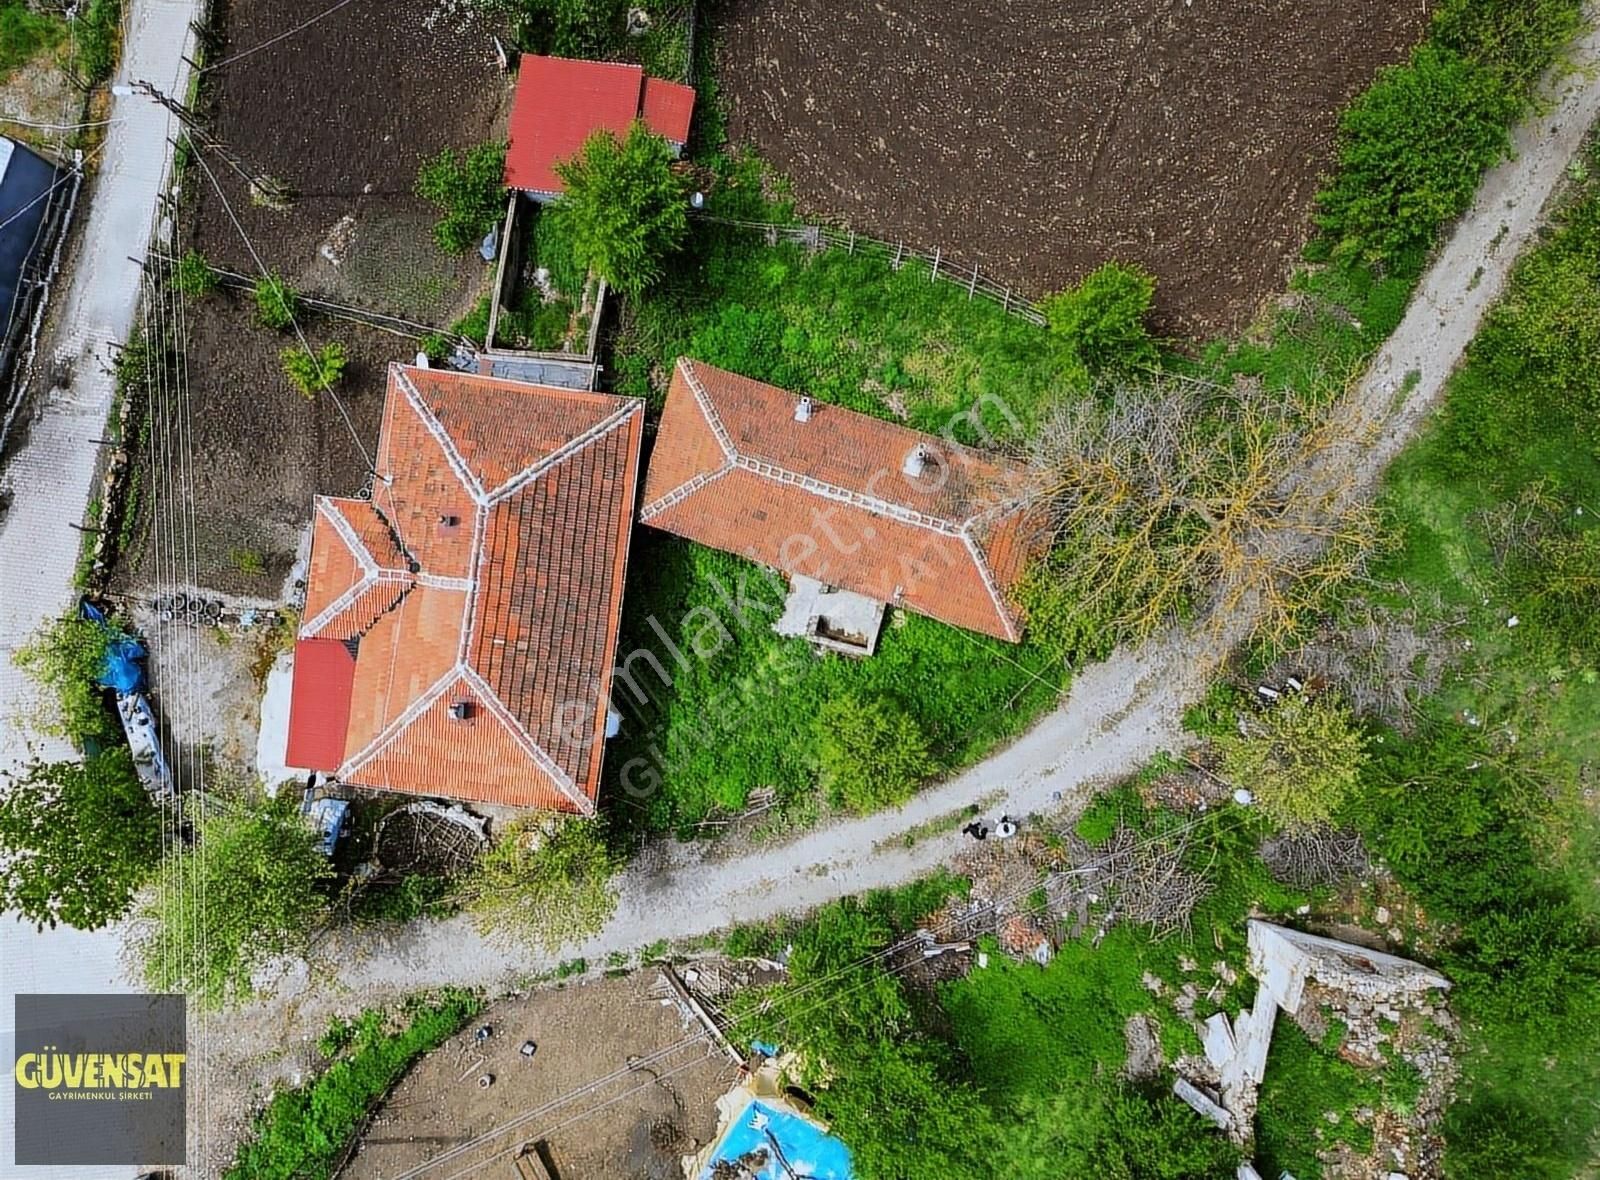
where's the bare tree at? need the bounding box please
[1018,374,1380,647]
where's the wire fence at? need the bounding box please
[696,215,1048,327]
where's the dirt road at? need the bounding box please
[196,23,1600,1174]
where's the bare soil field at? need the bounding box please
[716,0,1430,335]
[113,287,388,595]
[188,0,508,324]
[341,974,736,1180]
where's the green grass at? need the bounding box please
[607,233,1080,833]
[1255,1022,1380,1179]
[0,0,63,79]
[224,989,481,1180]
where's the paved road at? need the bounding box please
[0,0,197,1174]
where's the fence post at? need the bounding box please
[1003,288,1011,313]
[892,241,903,270]
[931,247,940,282]
[848,230,856,254]
[968,261,978,300]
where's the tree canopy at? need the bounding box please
[816,693,937,813]
[12,611,117,747]
[134,800,332,1008]
[0,750,162,931]
[455,816,617,952]
[550,121,688,297]
[1217,694,1370,829]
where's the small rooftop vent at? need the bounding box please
[448,700,474,723]
[902,444,930,478]
[794,396,813,424]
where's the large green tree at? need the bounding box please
[0,750,161,930]
[455,816,617,952]
[550,121,688,297]
[134,800,332,1008]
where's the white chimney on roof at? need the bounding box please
[794,396,813,423]
[903,444,929,478]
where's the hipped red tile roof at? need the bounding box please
[283,363,644,812]
[639,359,1035,642]
[505,55,696,194]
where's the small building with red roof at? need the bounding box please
[638,359,1036,644]
[283,362,644,813]
[505,55,696,199]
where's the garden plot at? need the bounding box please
[188,0,507,325]
[716,0,1428,335]
[112,288,389,597]
[340,975,734,1180]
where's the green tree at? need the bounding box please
[280,341,348,397]
[1317,44,1518,263]
[0,750,161,931]
[174,249,217,297]
[816,693,936,812]
[549,121,688,297]
[134,800,332,1008]
[1216,694,1370,830]
[455,816,617,952]
[12,610,117,747]
[1043,261,1158,373]
[416,141,507,254]
[254,273,299,330]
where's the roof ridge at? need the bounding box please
[392,365,488,505]
[638,459,733,521]
[487,400,641,504]
[339,667,459,780]
[958,526,1021,642]
[457,665,594,815]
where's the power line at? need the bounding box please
[199,0,365,74]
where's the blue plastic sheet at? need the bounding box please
[81,601,146,693]
[698,1099,853,1180]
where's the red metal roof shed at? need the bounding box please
[284,637,356,770]
[505,55,696,195]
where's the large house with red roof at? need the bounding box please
[505,55,696,199]
[282,363,643,814]
[639,359,1035,644]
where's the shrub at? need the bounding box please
[1432,0,1583,93]
[455,816,617,952]
[418,331,451,364]
[816,693,936,812]
[134,799,333,1008]
[0,2,64,79]
[451,295,491,347]
[174,249,217,298]
[11,611,117,747]
[1042,261,1158,373]
[1216,693,1369,830]
[254,273,298,330]
[69,0,120,85]
[0,750,161,931]
[1317,44,1518,264]
[487,0,625,57]
[224,990,481,1180]
[280,341,348,398]
[550,121,688,297]
[416,141,507,255]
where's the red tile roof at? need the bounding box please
[505,55,696,194]
[639,359,1035,642]
[284,363,644,812]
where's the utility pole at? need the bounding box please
[112,79,294,209]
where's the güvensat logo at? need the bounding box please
[12,993,185,1166]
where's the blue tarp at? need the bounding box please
[699,1100,853,1180]
[80,600,146,693]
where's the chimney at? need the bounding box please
[448,700,473,722]
[902,445,928,478]
[438,512,461,537]
[794,396,813,423]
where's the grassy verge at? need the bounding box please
[0,0,63,81]
[224,989,482,1180]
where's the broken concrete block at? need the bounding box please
[1202,1012,1237,1070]
[1173,1077,1231,1131]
